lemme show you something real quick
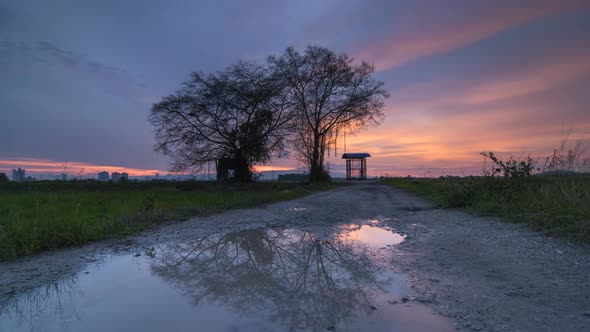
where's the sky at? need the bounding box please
[1,0,589,178]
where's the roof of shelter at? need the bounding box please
[342,153,371,159]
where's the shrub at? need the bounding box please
[481,152,537,177]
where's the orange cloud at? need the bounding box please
[325,99,590,177]
[252,165,295,172]
[0,158,299,178]
[321,57,590,177]
[0,158,167,177]
[355,0,588,71]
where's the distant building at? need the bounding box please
[111,172,121,181]
[121,172,129,180]
[98,171,109,181]
[59,173,68,181]
[12,168,25,181]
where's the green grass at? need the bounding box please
[382,176,590,241]
[0,180,334,260]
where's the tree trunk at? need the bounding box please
[309,133,326,182]
[234,156,252,182]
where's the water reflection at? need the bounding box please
[0,278,81,331]
[0,224,445,332]
[338,224,405,249]
[151,228,383,330]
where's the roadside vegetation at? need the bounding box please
[383,139,590,241]
[383,176,589,239]
[0,180,333,260]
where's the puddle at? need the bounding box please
[0,224,454,332]
[338,224,405,249]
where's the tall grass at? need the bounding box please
[541,131,590,173]
[383,175,590,241]
[0,181,331,260]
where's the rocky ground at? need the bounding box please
[1,182,589,331]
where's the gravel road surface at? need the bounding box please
[1,182,589,331]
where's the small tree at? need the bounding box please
[269,46,388,182]
[150,61,293,182]
[0,173,7,183]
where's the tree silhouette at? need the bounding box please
[150,61,293,182]
[150,228,383,330]
[269,46,388,182]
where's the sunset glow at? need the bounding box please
[1,1,589,177]
[0,158,298,178]
[0,159,166,177]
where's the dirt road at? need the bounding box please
[1,183,589,331]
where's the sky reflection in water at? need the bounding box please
[0,223,453,331]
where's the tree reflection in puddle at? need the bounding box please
[0,223,456,332]
[0,277,81,331]
[151,228,383,330]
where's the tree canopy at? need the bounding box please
[150,61,293,182]
[269,46,388,181]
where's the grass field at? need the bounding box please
[383,175,590,241]
[0,180,333,260]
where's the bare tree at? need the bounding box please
[150,228,380,330]
[269,46,388,181]
[149,61,292,182]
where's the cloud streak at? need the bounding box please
[354,0,589,71]
[385,46,590,113]
[1,41,124,77]
[0,40,145,102]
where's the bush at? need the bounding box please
[446,189,468,207]
[481,152,537,177]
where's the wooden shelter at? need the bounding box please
[342,153,371,180]
[216,158,239,182]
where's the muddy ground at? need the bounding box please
[1,182,589,331]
